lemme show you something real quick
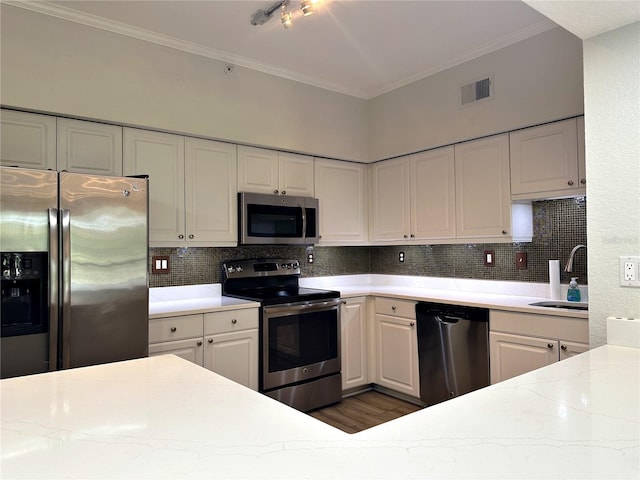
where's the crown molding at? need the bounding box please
[5,1,559,100]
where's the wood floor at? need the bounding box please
[308,390,423,434]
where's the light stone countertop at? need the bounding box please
[149,284,260,318]
[149,275,588,320]
[301,274,589,318]
[1,343,638,479]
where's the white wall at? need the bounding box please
[0,5,368,162]
[368,27,584,160]
[583,21,640,346]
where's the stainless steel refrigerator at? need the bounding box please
[0,166,149,379]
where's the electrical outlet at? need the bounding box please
[399,252,405,263]
[620,256,640,287]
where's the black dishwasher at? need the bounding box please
[416,302,490,406]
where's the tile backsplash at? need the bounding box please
[149,198,587,287]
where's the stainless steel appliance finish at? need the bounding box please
[222,258,341,412]
[238,191,319,245]
[415,302,490,406]
[0,166,149,379]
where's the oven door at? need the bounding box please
[261,298,340,391]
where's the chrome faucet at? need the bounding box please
[565,244,586,272]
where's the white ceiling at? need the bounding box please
[12,0,563,99]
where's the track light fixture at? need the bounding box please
[251,0,320,28]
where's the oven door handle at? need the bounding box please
[263,298,341,316]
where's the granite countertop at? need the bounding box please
[2,342,638,479]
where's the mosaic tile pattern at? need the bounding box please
[149,198,587,287]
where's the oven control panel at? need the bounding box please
[223,259,301,278]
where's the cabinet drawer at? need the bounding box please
[149,314,203,343]
[375,297,416,319]
[204,308,259,335]
[490,310,588,343]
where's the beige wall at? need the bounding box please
[0,5,368,162]
[583,21,640,346]
[368,27,584,160]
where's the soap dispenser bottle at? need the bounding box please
[567,277,581,302]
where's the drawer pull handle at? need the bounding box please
[197,341,202,347]
[560,344,568,351]
[547,343,554,349]
[568,180,574,186]
[208,338,213,344]
[170,327,177,332]
[391,305,397,311]
[231,319,237,324]
[341,300,347,305]
[410,322,415,327]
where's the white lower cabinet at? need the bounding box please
[340,297,368,390]
[489,310,589,383]
[204,309,259,391]
[149,314,205,366]
[148,308,259,390]
[374,297,419,398]
[149,338,204,366]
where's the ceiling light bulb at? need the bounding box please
[281,10,293,28]
[301,0,317,16]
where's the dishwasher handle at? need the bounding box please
[438,315,460,324]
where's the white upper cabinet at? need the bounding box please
[509,117,584,200]
[238,146,314,196]
[184,138,237,246]
[124,129,238,247]
[123,128,186,245]
[57,118,123,176]
[314,159,367,244]
[278,152,315,197]
[455,134,512,240]
[370,157,411,241]
[410,146,456,239]
[0,110,56,170]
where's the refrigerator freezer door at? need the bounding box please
[59,172,149,369]
[0,167,58,377]
[0,167,57,252]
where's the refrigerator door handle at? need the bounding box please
[60,208,71,369]
[48,208,59,371]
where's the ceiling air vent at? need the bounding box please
[460,76,493,106]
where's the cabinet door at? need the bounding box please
[204,330,259,390]
[510,118,579,198]
[57,118,123,176]
[489,332,558,384]
[577,116,586,189]
[314,159,367,244]
[375,314,419,398]
[370,158,411,241]
[278,152,314,196]
[0,110,56,170]
[410,146,456,239]
[237,146,279,194]
[123,128,185,245]
[185,138,237,246]
[455,134,511,239]
[149,338,204,367]
[559,340,589,360]
[341,297,368,390]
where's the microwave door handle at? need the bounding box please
[301,205,307,242]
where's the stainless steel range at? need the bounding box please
[222,258,341,412]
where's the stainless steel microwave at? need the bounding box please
[238,192,319,245]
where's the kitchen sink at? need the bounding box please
[529,301,588,311]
